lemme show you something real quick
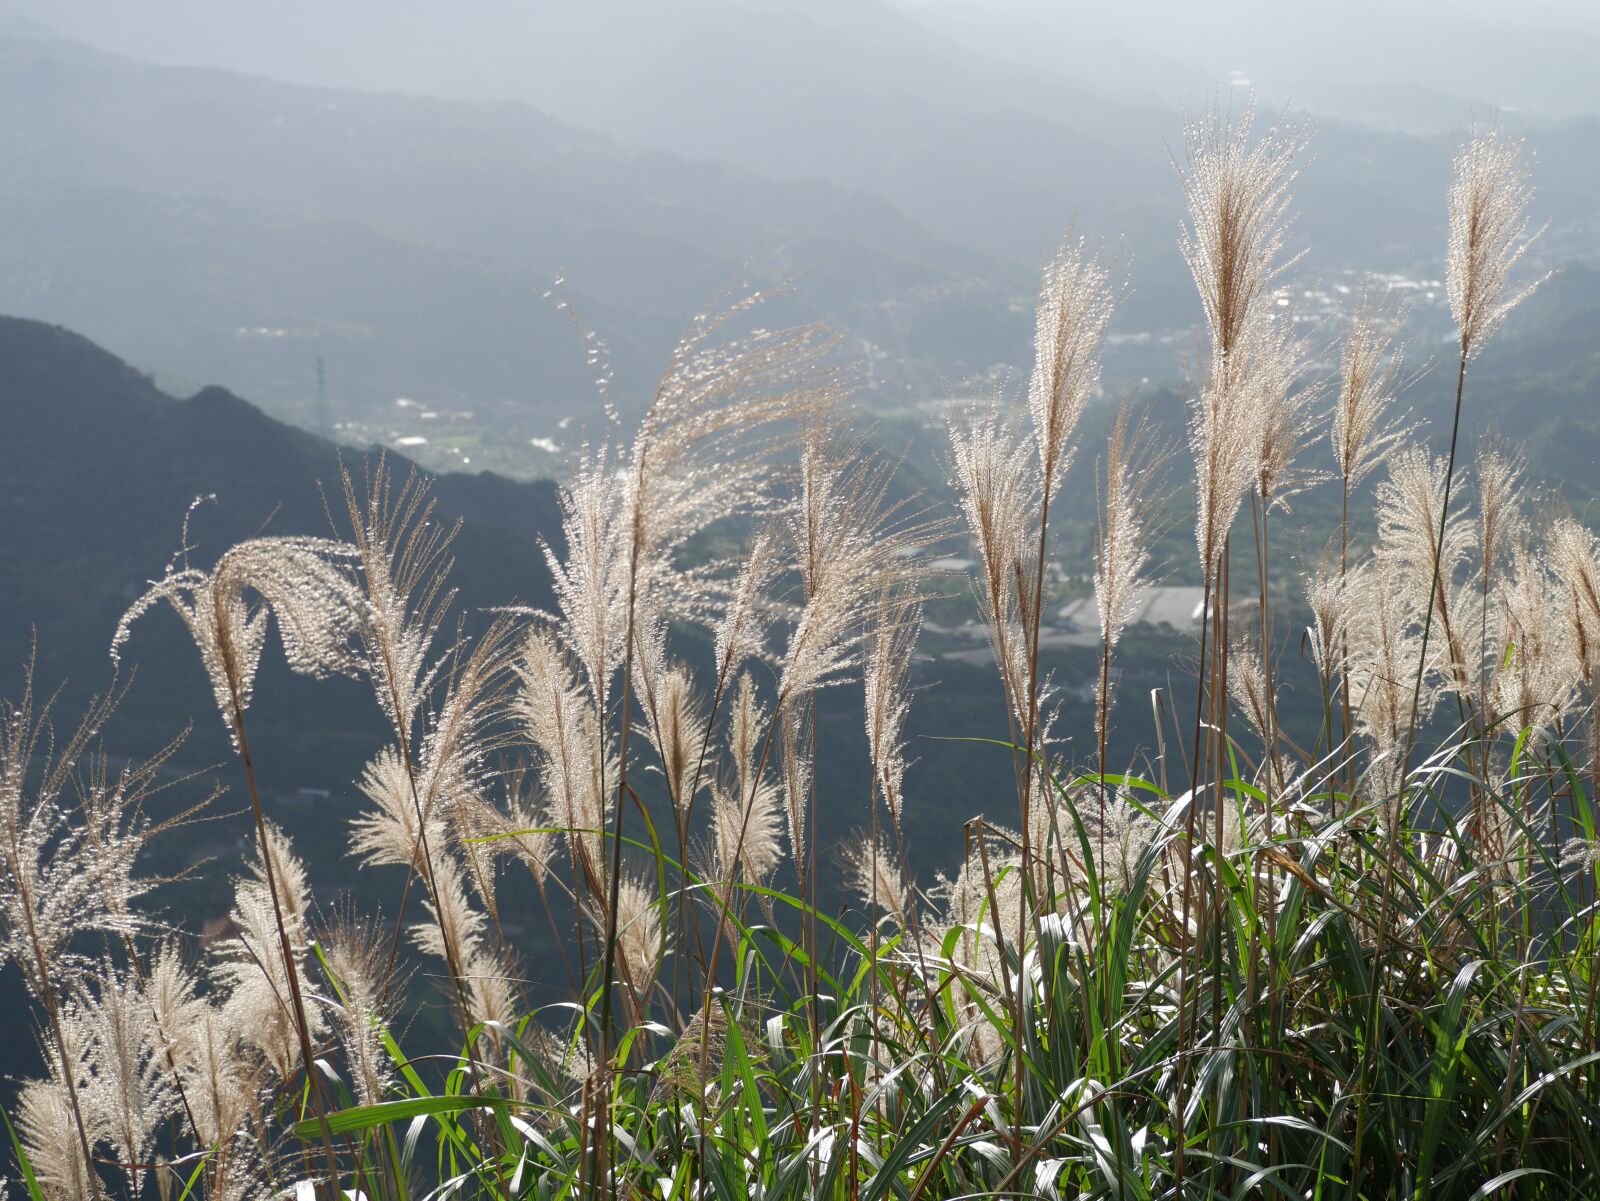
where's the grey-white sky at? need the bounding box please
[5,0,1598,131]
[2,0,1593,457]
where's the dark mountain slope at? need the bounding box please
[0,314,575,1086]
[0,314,561,808]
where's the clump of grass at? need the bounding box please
[4,109,1596,1201]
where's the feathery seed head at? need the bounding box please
[948,407,1038,718]
[214,822,326,1081]
[113,535,367,740]
[712,525,780,677]
[1179,100,1307,375]
[701,673,785,891]
[778,420,936,704]
[69,964,178,1198]
[1346,558,1436,754]
[1375,445,1479,693]
[1491,541,1579,730]
[1095,403,1165,658]
[863,586,921,827]
[517,624,614,891]
[1475,436,1526,588]
[1447,129,1543,360]
[1028,236,1120,493]
[843,832,909,927]
[1333,283,1410,488]
[18,1074,99,1201]
[322,913,396,1107]
[636,656,708,818]
[596,874,666,1002]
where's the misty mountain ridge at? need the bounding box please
[5,23,1600,492]
[0,31,1033,474]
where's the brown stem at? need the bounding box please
[225,696,342,1198]
[1356,346,1471,1183]
[1172,563,1215,1185]
[19,886,104,1198]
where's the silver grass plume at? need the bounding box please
[1375,446,1478,697]
[405,620,516,918]
[112,534,367,741]
[587,873,665,1003]
[1332,283,1410,490]
[926,838,1025,1063]
[1475,437,1526,600]
[1346,559,1436,803]
[352,744,449,870]
[862,585,922,828]
[1245,315,1320,511]
[1228,635,1273,747]
[1189,318,1271,582]
[471,765,555,890]
[0,682,153,1000]
[1551,515,1600,678]
[1094,404,1165,743]
[17,1068,97,1201]
[322,913,395,1107]
[67,965,178,1198]
[705,674,784,891]
[409,850,485,977]
[342,470,524,975]
[1178,100,1306,376]
[1227,635,1291,788]
[654,1003,735,1101]
[1083,790,1163,898]
[143,943,209,1077]
[184,1005,259,1159]
[463,947,519,1056]
[516,624,614,895]
[844,832,909,928]
[407,850,519,1049]
[214,822,327,1082]
[632,624,709,819]
[542,445,630,722]
[1095,405,1160,655]
[947,407,1039,725]
[1492,538,1579,731]
[779,704,812,869]
[778,419,935,706]
[1473,437,1525,703]
[1447,130,1544,361]
[711,524,781,680]
[624,301,840,624]
[343,462,459,749]
[0,681,161,1194]
[1028,236,1120,498]
[542,298,838,728]
[776,422,939,870]
[1305,555,1358,684]
[1179,100,1305,588]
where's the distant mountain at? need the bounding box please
[0,33,1033,466]
[13,1,1600,328]
[0,314,563,807]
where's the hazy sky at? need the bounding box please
[5,0,1599,131]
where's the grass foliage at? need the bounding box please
[3,104,1596,1200]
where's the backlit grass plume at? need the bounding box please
[1447,130,1543,362]
[10,98,1600,1201]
